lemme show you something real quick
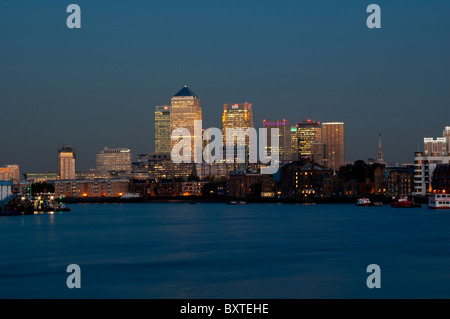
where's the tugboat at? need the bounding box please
[356,198,371,207]
[391,197,421,208]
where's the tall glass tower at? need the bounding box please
[155,105,171,153]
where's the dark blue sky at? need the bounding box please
[1,0,449,173]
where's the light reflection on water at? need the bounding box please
[0,203,449,299]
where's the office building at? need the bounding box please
[170,86,202,161]
[58,145,76,180]
[297,120,321,159]
[0,165,20,181]
[322,122,345,172]
[155,105,171,153]
[222,103,254,149]
[290,126,299,160]
[96,147,132,173]
[263,119,291,162]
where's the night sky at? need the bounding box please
[1,0,449,173]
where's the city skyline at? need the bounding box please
[1,1,450,172]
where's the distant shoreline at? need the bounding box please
[61,196,429,205]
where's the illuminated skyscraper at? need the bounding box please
[296,120,321,158]
[58,145,76,180]
[96,147,132,173]
[322,122,345,172]
[170,86,202,160]
[290,126,298,160]
[155,105,171,153]
[263,119,291,162]
[222,103,254,147]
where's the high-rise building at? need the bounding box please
[222,103,254,148]
[296,120,322,159]
[263,119,291,162]
[170,86,202,161]
[322,122,345,172]
[58,145,76,180]
[96,147,132,173]
[290,126,299,160]
[155,105,171,153]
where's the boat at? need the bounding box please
[356,198,371,206]
[428,194,450,209]
[238,201,247,205]
[391,197,421,208]
[120,193,141,199]
[227,201,238,205]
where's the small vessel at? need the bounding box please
[428,194,450,209]
[227,201,238,205]
[238,201,247,205]
[357,198,371,206]
[391,197,421,208]
[120,193,141,199]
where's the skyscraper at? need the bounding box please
[296,120,321,159]
[170,86,202,160]
[155,105,171,153]
[96,147,132,173]
[58,145,76,180]
[290,126,299,160]
[322,122,345,172]
[222,103,254,167]
[263,119,291,162]
[222,103,254,147]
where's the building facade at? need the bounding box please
[155,105,171,153]
[322,122,345,172]
[55,179,129,198]
[222,103,254,150]
[58,145,76,180]
[96,147,132,173]
[0,165,20,181]
[296,120,321,159]
[263,119,291,162]
[170,86,202,161]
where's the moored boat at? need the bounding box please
[428,194,450,209]
[356,198,371,206]
[391,197,421,208]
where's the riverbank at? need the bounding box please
[61,195,428,205]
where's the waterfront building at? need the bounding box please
[280,159,333,199]
[263,119,291,162]
[75,169,112,180]
[374,166,414,198]
[322,122,345,172]
[58,146,76,180]
[0,165,20,181]
[55,179,129,198]
[414,128,450,196]
[0,180,13,202]
[431,164,450,194]
[96,147,132,173]
[181,181,209,196]
[155,105,171,153]
[296,120,321,159]
[170,86,202,161]
[228,169,262,198]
